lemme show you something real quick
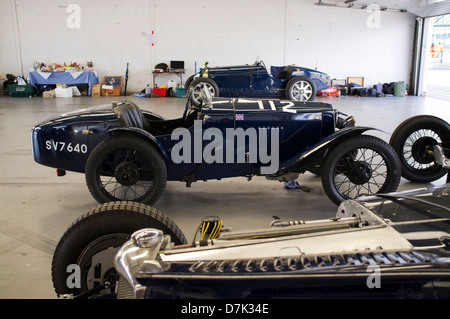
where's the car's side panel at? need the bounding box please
[232,99,334,165]
[250,66,285,98]
[208,65,251,97]
[162,103,263,181]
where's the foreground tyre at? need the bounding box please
[389,115,450,183]
[321,135,401,205]
[286,76,316,102]
[189,77,219,106]
[85,135,167,205]
[51,201,187,298]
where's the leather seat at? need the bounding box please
[277,65,294,80]
[113,101,150,131]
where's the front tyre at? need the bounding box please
[286,76,316,101]
[389,115,450,183]
[51,201,187,298]
[321,135,401,205]
[85,135,167,205]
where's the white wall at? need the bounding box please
[0,0,416,93]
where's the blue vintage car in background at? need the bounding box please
[186,60,331,106]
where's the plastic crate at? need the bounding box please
[7,84,35,97]
[153,87,166,97]
[176,87,186,98]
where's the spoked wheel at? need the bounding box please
[85,135,167,205]
[189,78,219,107]
[322,135,401,205]
[389,115,450,183]
[286,76,316,102]
[51,201,187,298]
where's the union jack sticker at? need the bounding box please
[236,114,244,121]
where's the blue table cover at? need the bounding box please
[29,71,98,96]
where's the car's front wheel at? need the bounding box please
[51,201,187,298]
[85,135,167,205]
[286,76,316,102]
[321,135,401,205]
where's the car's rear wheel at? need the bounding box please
[286,76,316,101]
[51,201,187,298]
[85,135,167,205]
[321,135,401,205]
[389,115,449,183]
[189,77,219,106]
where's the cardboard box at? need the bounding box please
[347,77,364,87]
[101,85,121,96]
[92,83,101,97]
[102,76,122,96]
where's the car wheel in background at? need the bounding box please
[286,76,316,102]
[188,77,219,106]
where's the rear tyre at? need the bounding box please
[389,115,450,183]
[286,76,316,101]
[184,75,195,92]
[321,135,401,205]
[85,135,167,205]
[189,77,219,106]
[51,201,187,297]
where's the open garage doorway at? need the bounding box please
[420,14,450,100]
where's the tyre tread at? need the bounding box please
[51,201,187,296]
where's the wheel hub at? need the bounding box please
[347,161,373,184]
[411,137,437,164]
[115,162,139,186]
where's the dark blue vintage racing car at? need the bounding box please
[186,60,331,106]
[31,90,401,206]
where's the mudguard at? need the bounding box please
[276,126,384,174]
[108,127,170,161]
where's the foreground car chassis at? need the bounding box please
[52,185,450,299]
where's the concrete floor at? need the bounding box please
[0,93,449,299]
